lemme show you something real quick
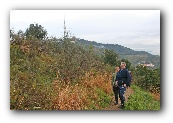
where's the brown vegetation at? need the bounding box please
[52,70,112,110]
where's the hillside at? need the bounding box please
[10,23,160,110]
[77,38,160,68]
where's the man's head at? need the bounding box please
[120,62,126,69]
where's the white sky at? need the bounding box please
[10,10,160,55]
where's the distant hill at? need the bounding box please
[77,38,160,68]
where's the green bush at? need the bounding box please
[134,65,160,93]
[124,85,160,110]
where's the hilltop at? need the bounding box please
[77,38,160,68]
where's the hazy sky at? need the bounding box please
[10,10,160,55]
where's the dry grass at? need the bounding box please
[52,70,112,110]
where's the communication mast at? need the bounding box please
[63,13,76,43]
[64,15,66,39]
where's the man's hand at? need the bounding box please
[115,81,118,86]
[124,84,126,88]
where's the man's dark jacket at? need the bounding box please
[115,68,131,87]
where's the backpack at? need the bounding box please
[126,70,132,87]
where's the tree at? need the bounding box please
[25,23,47,40]
[104,49,119,66]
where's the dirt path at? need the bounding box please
[104,87,134,110]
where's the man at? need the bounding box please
[115,62,131,109]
